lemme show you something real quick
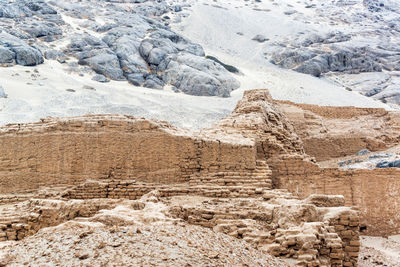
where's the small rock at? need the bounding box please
[83,85,95,90]
[92,74,110,83]
[356,149,370,156]
[174,5,182,12]
[78,253,89,260]
[252,34,268,43]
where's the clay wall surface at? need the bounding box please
[276,101,390,119]
[0,115,256,194]
[277,101,400,161]
[270,156,400,236]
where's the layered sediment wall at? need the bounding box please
[0,115,255,193]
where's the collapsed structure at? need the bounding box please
[1,89,400,266]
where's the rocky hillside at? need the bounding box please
[0,0,239,97]
[268,0,400,105]
[172,0,400,107]
[1,0,398,129]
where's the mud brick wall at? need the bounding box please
[326,210,360,267]
[270,156,400,236]
[0,115,256,194]
[302,137,386,162]
[0,195,32,205]
[63,180,267,200]
[276,101,400,162]
[170,195,360,267]
[276,100,389,119]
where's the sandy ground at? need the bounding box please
[359,236,400,266]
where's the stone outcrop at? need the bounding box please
[266,0,400,105]
[0,0,240,96]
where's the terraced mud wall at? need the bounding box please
[277,101,400,161]
[0,115,256,194]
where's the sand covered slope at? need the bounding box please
[0,0,396,129]
[171,0,400,107]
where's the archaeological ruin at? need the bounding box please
[1,89,400,266]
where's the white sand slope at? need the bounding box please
[0,61,239,129]
[171,0,393,108]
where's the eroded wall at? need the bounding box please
[1,89,400,239]
[277,101,400,161]
[269,156,400,236]
[0,115,256,193]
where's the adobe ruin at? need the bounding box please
[1,89,400,266]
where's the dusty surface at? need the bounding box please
[359,236,400,267]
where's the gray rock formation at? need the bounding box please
[163,53,240,97]
[266,0,400,105]
[376,160,400,169]
[0,0,240,97]
[0,31,43,66]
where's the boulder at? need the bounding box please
[252,34,268,43]
[0,31,44,66]
[111,35,149,74]
[21,22,62,39]
[126,73,145,86]
[294,60,323,77]
[13,46,44,66]
[143,74,164,89]
[80,53,125,81]
[0,47,15,64]
[163,53,240,97]
[92,74,110,83]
